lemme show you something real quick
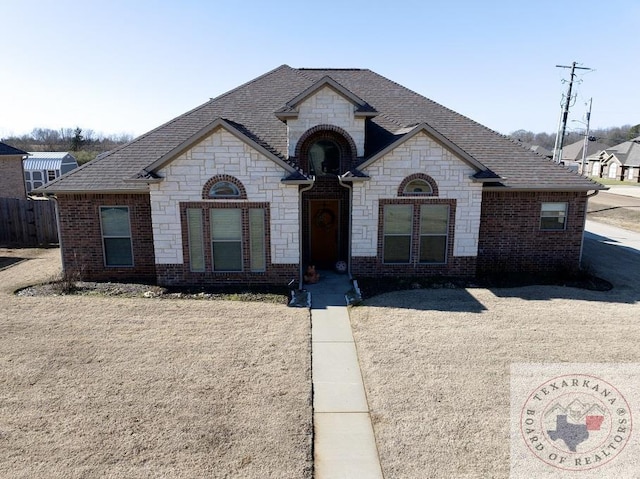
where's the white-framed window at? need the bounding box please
[419,205,449,263]
[211,208,243,271]
[382,202,451,264]
[100,206,133,266]
[184,205,267,273]
[187,208,205,272]
[383,204,413,263]
[540,202,567,231]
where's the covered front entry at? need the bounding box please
[301,178,350,271]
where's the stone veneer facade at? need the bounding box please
[287,86,365,158]
[149,127,300,285]
[349,132,482,277]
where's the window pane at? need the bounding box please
[383,204,412,234]
[187,209,205,272]
[420,205,449,234]
[209,181,240,198]
[101,207,131,236]
[213,242,242,271]
[33,171,42,180]
[420,236,447,263]
[309,140,340,176]
[540,217,566,230]
[104,238,133,266]
[210,208,241,240]
[249,208,265,272]
[541,203,566,213]
[404,179,432,194]
[540,203,567,230]
[384,236,411,263]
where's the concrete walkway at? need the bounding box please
[305,272,384,479]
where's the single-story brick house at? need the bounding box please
[587,136,640,183]
[38,65,603,286]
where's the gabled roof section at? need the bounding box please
[0,141,27,156]
[275,75,378,120]
[132,117,300,181]
[358,122,495,178]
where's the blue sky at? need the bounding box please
[2,0,638,140]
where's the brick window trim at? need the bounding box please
[398,173,439,197]
[378,198,456,265]
[202,174,247,200]
[180,201,270,274]
[293,125,358,174]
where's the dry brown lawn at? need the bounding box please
[0,249,312,479]
[350,239,640,478]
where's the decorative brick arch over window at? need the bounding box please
[202,175,247,200]
[295,125,357,175]
[398,174,439,197]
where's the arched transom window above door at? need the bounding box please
[309,139,340,176]
[295,125,357,177]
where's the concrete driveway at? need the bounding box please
[583,220,640,296]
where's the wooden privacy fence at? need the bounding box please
[0,197,59,246]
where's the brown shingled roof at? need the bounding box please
[40,65,602,193]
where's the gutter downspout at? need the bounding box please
[337,175,353,277]
[579,189,601,268]
[299,179,315,288]
[47,194,64,277]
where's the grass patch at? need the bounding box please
[591,177,640,186]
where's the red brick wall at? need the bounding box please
[56,193,156,282]
[477,191,588,274]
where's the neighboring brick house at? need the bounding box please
[38,65,604,285]
[0,141,28,199]
[587,136,640,183]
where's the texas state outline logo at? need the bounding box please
[519,373,632,471]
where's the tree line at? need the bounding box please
[509,124,640,151]
[2,128,134,165]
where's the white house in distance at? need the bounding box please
[24,152,78,193]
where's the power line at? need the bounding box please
[552,62,592,163]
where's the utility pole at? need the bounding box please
[552,62,592,163]
[580,98,593,175]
